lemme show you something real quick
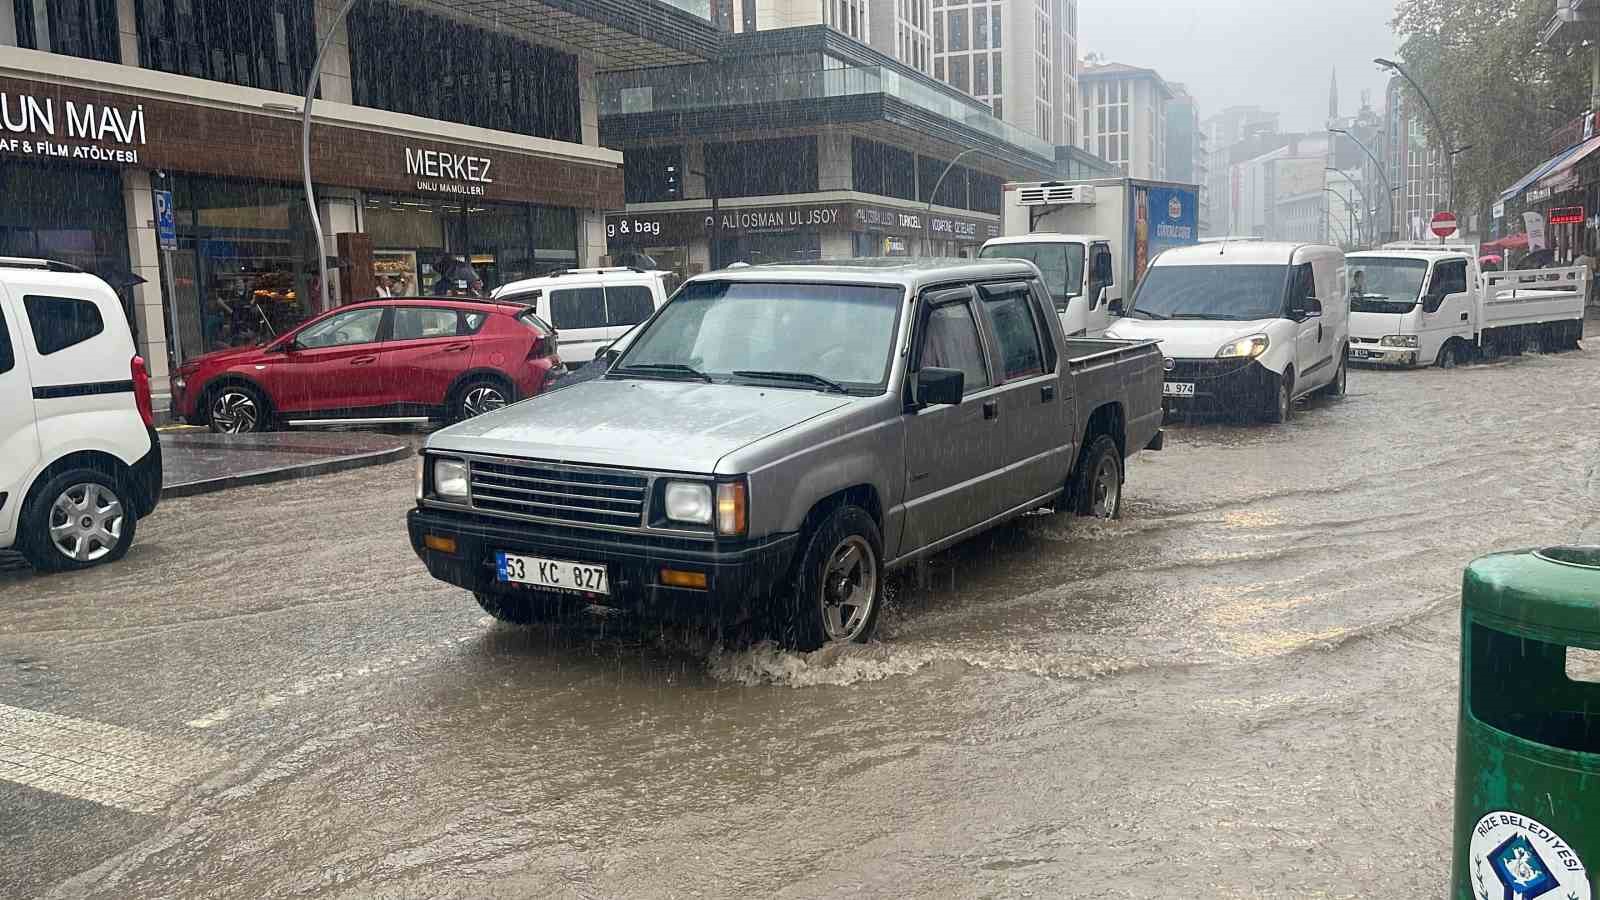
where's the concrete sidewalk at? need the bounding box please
[161,430,414,498]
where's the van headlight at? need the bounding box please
[1380,334,1419,348]
[1216,334,1269,359]
[432,458,470,500]
[664,481,714,525]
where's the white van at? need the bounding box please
[0,258,161,571]
[1104,241,1349,423]
[978,233,1117,337]
[492,267,677,363]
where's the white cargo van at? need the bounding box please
[1105,241,1348,423]
[0,258,161,571]
[1347,244,1587,367]
[492,267,677,363]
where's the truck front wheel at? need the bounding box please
[1070,435,1123,519]
[778,505,884,651]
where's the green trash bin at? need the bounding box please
[1452,546,1600,900]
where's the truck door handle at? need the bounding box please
[350,355,376,366]
[982,399,999,420]
[1460,312,1469,321]
[1041,384,1056,402]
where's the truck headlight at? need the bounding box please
[1380,334,1419,348]
[433,458,469,500]
[664,481,714,525]
[1216,334,1269,359]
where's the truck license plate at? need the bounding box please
[496,552,608,595]
[1352,349,1370,359]
[1162,382,1196,397]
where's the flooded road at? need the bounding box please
[5,344,1600,898]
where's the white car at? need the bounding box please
[0,258,161,571]
[1105,241,1349,423]
[492,267,677,364]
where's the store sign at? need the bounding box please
[716,205,840,233]
[605,201,1000,246]
[404,148,494,196]
[1549,206,1586,225]
[0,91,147,164]
[928,216,978,240]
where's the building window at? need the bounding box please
[919,155,969,209]
[623,146,684,203]
[992,97,1002,120]
[992,52,1001,92]
[14,0,120,62]
[974,54,988,95]
[973,7,987,49]
[948,9,966,50]
[934,11,943,51]
[707,137,819,198]
[949,54,969,93]
[348,0,579,142]
[136,0,315,93]
[935,57,944,80]
[991,6,1001,46]
[852,138,916,201]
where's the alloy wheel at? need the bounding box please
[47,483,123,562]
[819,535,877,642]
[211,390,259,433]
[463,386,507,417]
[1089,455,1121,518]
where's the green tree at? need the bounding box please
[1392,0,1591,222]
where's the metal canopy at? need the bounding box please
[420,0,721,68]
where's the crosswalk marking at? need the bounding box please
[0,703,226,814]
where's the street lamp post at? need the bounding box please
[295,0,361,313]
[1323,187,1363,249]
[1328,127,1395,240]
[925,148,981,257]
[1375,57,1455,214]
[687,168,721,269]
[1327,167,1373,246]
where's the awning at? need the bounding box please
[1499,138,1595,202]
[1536,134,1600,194]
[1482,233,1529,252]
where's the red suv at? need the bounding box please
[171,297,562,433]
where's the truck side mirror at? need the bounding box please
[1108,297,1125,317]
[915,367,964,406]
[1303,297,1323,317]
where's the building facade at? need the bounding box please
[1165,83,1208,230]
[1383,76,1443,241]
[1079,61,1171,180]
[0,0,718,403]
[600,26,1055,273]
[1201,106,1280,236]
[929,0,1080,145]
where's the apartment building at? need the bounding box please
[1079,61,1172,180]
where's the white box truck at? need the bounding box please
[980,178,1200,336]
[1347,242,1588,367]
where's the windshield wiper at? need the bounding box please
[613,363,712,382]
[1127,308,1167,320]
[1171,313,1250,320]
[732,370,850,394]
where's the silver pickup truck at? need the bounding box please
[408,259,1164,649]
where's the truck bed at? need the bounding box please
[1061,337,1165,457]
[1480,267,1588,330]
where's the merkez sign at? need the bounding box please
[405,148,495,196]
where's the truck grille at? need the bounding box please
[468,458,648,527]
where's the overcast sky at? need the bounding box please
[1079,0,1399,132]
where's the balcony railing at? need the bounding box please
[599,65,1054,159]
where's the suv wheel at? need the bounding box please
[19,468,138,572]
[209,384,268,434]
[778,505,884,651]
[452,378,510,422]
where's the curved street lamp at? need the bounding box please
[1326,167,1372,246]
[924,147,982,257]
[1328,127,1395,240]
[296,0,363,313]
[1324,187,1364,248]
[1375,57,1456,213]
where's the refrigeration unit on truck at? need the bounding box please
[980,178,1201,337]
[1346,243,1589,368]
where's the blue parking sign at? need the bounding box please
[153,189,177,251]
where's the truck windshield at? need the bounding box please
[1348,258,1428,314]
[979,242,1084,307]
[1127,264,1288,321]
[614,280,904,393]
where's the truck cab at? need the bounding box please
[977,234,1117,338]
[1346,247,1478,367]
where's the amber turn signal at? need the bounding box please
[660,568,708,589]
[423,534,457,554]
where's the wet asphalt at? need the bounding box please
[4,342,1600,898]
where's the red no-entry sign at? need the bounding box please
[1431,211,1459,238]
